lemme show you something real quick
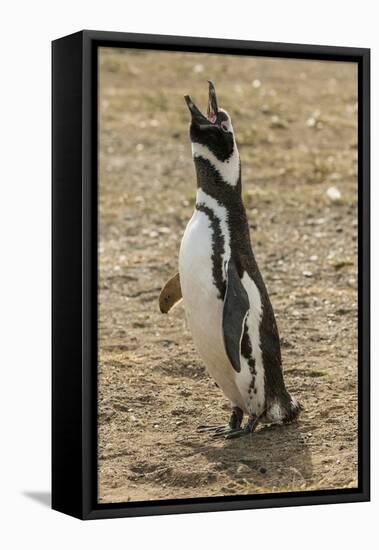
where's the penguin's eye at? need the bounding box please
[221,121,229,132]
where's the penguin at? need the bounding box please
[159,81,301,439]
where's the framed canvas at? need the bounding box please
[52,30,370,520]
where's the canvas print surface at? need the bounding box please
[98,47,358,504]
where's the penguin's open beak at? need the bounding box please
[184,81,219,127]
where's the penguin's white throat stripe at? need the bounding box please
[196,189,231,271]
[192,142,240,187]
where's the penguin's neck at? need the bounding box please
[192,151,244,212]
[193,152,254,261]
[192,141,241,189]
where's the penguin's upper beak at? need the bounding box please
[184,81,219,127]
[207,81,218,122]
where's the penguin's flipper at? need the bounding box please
[159,273,182,313]
[222,260,250,373]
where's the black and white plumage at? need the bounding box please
[160,82,301,438]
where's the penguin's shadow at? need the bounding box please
[183,421,313,491]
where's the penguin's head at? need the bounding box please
[184,81,236,164]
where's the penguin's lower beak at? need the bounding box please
[184,81,219,128]
[184,95,209,127]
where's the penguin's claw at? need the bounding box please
[211,427,249,439]
[197,424,226,433]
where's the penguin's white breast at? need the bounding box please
[179,210,243,407]
[179,210,224,360]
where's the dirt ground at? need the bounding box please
[97,48,358,504]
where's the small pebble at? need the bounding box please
[259,467,267,474]
[326,186,342,203]
[237,464,251,475]
[193,64,204,74]
[306,116,316,127]
[270,115,288,129]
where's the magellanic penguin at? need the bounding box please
[159,81,301,439]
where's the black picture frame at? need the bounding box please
[52,30,370,520]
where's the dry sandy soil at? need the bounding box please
[97,48,358,504]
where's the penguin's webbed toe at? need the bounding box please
[211,426,249,439]
[197,424,227,433]
[210,413,259,439]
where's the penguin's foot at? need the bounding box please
[211,427,247,439]
[211,413,259,440]
[197,424,226,433]
[197,407,244,435]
